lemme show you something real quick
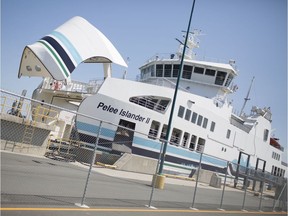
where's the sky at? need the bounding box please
[1,0,287,158]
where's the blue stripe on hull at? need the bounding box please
[133,136,227,168]
[76,121,116,138]
[76,123,227,170]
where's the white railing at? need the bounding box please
[41,77,103,94]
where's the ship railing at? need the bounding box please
[229,162,285,186]
[143,53,238,70]
[41,77,103,94]
[31,105,59,125]
[1,94,31,119]
[137,76,189,92]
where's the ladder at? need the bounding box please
[4,140,17,151]
[22,121,36,151]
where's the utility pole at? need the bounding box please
[158,0,197,174]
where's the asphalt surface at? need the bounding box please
[1,151,287,216]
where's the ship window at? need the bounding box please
[164,64,172,77]
[197,115,203,126]
[263,129,269,141]
[196,138,205,153]
[178,106,185,118]
[157,99,170,111]
[170,128,182,146]
[182,65,193,79]
[129,96,170,113]
[189,135,197,150]
[271,166,274,174]
[205,68,216,76]
[215,71,227,85]
[185,109,192,121]
[210,121,216,132]
[160,124,168,140]
[226,129,231,139]
[150,65,155,77]
[274,166,277,176]
[148,121,160,140]
[182,132,190,147]
[173,64,180,77]
[156,64,163,77]
[191,112,198,124]
[225,73,234,87]
[202,118,208,128]
[194,66,204,74]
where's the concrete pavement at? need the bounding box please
[1,151,286,216]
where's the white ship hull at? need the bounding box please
[76,77,285,176]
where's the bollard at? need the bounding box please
[154,174,166,189]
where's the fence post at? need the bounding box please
[218,161,229,210]
[190,152,203,210]
[76,121,102,208]
[258,173,265,212]
[146,141,164,209]
[241,169,249,211]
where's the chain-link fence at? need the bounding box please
[1,89,287,212]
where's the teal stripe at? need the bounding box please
[133,136,227,167]
[76,121,116,138]
[76,121,227,167]
[51,31,82,64]
[38,40,69,78]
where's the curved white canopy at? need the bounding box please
[18,16,127,80]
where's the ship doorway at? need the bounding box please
[252,158,266,191]
[112,119,135,153]
[233,151,250,188]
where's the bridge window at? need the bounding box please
[164,65,172,77]
[215,71,227,85]
[173,64,180,77]
[182,65,193,79]
[156,64,163,77]
[225,73,234,87]
[194,66,204,74]
[205,68,216,76]
[150,65,155,77]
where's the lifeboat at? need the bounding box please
[270,137,281,149]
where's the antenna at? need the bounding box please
[240,76,255,116]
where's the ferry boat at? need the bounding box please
[18,16,286,179]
